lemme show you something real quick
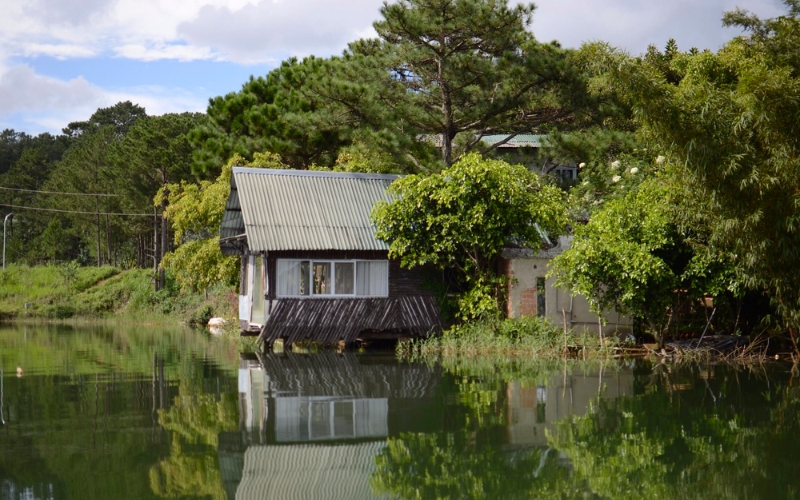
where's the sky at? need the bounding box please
[0,0,787,135]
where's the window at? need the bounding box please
[536,277,546,317]
[277,259,389,297]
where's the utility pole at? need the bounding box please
[3,213,12,271]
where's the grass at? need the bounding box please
[0,263,238,326]
[398,315,638,365]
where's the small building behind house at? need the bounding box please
[479,134,580,183]
[219,167,442,347]
[501,236,632,336]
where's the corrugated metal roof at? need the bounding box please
[227,168,399,252]
[236,443,388,500]
[481,134,546,148]
[420,133,547,148]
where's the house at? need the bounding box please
[501,236,633,336]
[479,134,579,182]
[219,167,442,347]
[423,133,580,182]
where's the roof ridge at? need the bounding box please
[232,167,400,181]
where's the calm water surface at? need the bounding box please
[1,324,799,499]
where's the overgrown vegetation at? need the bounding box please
[399,315,630,362]
[0,263,236,325]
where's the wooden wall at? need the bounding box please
[244,250,442,346]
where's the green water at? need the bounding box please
[1,324,799,499]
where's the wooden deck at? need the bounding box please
[256,296,442,347]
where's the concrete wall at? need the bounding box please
[503,249,632,336]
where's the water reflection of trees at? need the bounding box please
[149,360,239,500]
[552,364,800,499]
[372,431,577,499]
[372,361,800,499]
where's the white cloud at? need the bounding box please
[0,65,104,114]
[177,0,384,63]
[531,0,786,54]
[2,0,789,66]
[0,65,207,133]
[114,43,219,62]
[0,0,384,64]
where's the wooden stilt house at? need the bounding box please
[220,168,442,346]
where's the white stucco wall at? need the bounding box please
[503,238,632,336]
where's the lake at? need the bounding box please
[1,324,799,499]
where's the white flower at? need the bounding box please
[611,160,621,170]
[655,155,665,164]
[630,167,639,174]
[612,175,621,183]
[578,162,586,169]
[582,181,589,186]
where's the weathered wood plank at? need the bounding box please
[258,296,441,347]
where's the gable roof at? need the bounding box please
[221,168,399,254]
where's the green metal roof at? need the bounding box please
[221,168,398,253]
[236,443,388,500]
[480,134,547,148]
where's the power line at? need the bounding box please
[0,186,118,197]
[0,203,154,217]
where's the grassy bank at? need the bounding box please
[0,263,237,325]
[398,316,640,363]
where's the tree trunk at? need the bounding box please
[160,198,168,290]
[95,195,101,267]
[153,207,159,293]
[105,210,112,268]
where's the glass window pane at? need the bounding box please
[333,401,355,437]
[536,277,546,317]
[313,262,331,295]
[335,262,354,295]
[309,402,331,439]
[300,261,310,296]
[277,260,311,297]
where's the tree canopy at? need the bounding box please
[373,153,567,320]
[574,0,800,338]
[191,0,592,175]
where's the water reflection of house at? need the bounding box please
[505,366,634,447]
[222,352,442,500]
[238,352,441,440]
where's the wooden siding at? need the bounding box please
[256,352,441,399]
[257,296,442,347]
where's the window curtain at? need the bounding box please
[277,260,302,296]
[357,261,389,297]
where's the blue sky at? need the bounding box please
[0,0,785,135]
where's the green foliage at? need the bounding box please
[56,260,79,294]
[367,0,589,166]
[0,263,235,322]
[552,178,735,342]
[588,2,800,335]
[159,153,285,292]
[191,0,592,174]
[190,57,350,174]
[373,153,567,320]
[399,315,620,365]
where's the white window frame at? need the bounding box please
[276,259,389,298]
